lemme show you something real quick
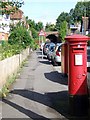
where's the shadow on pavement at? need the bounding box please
[87,67,90,72]
[39,60,51,65]
[2,98,50,120]
[2,89,89,120]
[38,56,47,59]
[44,71,68,85]
[3,89,69,119]
[36,51,42,55]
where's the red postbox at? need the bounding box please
[61,42,68,76]
[65,34,89,116]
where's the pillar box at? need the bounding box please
[65,34,89,116]
[61,42,68,76]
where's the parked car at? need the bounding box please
[87,72,90,94]
[87,46,90,68]
[51,43,63,66]
[43,42,50,55]
[87,46,90,95]
[43,42,54,55]
[47,43,55,60]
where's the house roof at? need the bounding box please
[10,9,23,20]
[0,2,23,20]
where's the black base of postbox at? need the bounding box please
[69,94,89,116]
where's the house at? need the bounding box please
[0,1,30,41]
[0,7,24,41]
[0,13,10,41]
[10,9,24,25]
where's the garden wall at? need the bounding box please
[0,48,30,89]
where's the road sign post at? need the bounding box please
[39,30,46,59]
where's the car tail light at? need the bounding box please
[56,51,60,56]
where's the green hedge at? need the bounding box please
[0,41,23,60]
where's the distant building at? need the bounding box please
[10,9,24,25]
[0,1,30,41]
[0,13,10,41]
[70,24,78,34]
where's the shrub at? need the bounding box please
[30,28,38,39]
[8,26,33,48]
[0,41,23,60]
[59,21,68,42]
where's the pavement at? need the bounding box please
[0,50,90,120]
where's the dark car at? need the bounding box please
[87,46,90,95]
[47,43,55,60]
[87,46,90,68]
[43,43,50,55]
[43,42,54,55]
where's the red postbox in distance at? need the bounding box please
[65,34,89,116]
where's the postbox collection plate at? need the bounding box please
[75,54,83,65]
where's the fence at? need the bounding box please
[0,48,30,89]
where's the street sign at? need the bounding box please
[39,30,46,36]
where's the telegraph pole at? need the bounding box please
[84,0,86,35]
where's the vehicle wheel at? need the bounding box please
[52,58,58,66]
[57,62,61,66]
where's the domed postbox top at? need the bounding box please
[65,34,89,42]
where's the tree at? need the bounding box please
[73,2,85,22]
[72,1,90,22]
[86,1,90,17]
[0,0,24,14]
[35,22,44,31]
[59,21,68,42]
[45,23,56,31]
[55,1,90,34]
[27,19,36,29]
[30,28,38,39]
[69,8,74,25]
[8,25,33,48]
[56,12,70,30]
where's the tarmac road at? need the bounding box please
[1,50,89,120]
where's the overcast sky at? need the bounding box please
[21,0,85,26]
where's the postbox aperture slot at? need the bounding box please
[73,48,84,53]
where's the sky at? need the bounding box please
[20,0,84,26]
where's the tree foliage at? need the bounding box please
[59,21,67,42]
[71,1,90,22]
[8,25,33,48]
[27,19,36,29]
[0,0,24,14]
[73,2,85,22]
[26,17,44,39]
[56,12,70,30]
[45,23,56,31]
[26,17,44,32]
[30,28,38,39]
[69,8,74,24]
[56,1,90,30]
[35,22,44,31]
